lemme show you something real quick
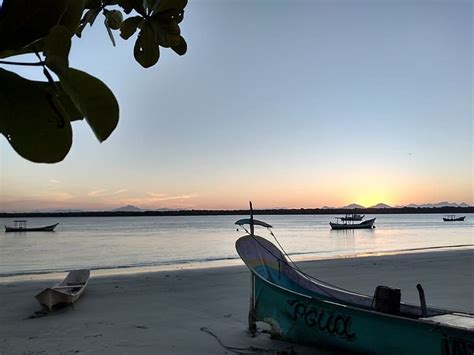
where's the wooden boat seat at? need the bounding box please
[54,284,85,289]
[420,313,474,331]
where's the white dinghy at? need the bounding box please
[35,269,90,311]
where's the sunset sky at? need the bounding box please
[1,0,472,212]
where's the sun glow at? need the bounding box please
[352,193,394,208]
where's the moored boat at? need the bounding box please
[235,203,474,354]
[330,217,375,230]
[35,269,90,311]
[5,220,59,232]
[340,213,365,221]
[443,215,465,222]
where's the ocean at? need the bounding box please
[0,213,472,278]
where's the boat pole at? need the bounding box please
[416,284,428,317]
[249,201,254,236]
[248,201,257,335]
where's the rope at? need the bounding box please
[200,327,296,354]
[247,230,336,300]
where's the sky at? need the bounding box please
[0,0,472,211]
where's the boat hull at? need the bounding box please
[330,218,375,230]
[443,217,465,222]
[35,269,89,311]
[236,235,474,354]
[252,274,474,354]
[5,223,59,232]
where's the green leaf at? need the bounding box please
[44,26,72,76]
[104,9,123,30]
[77,7,101,37]
[134,24,160,68]
[0,69,72,163]
[116,0,135,14]
[104,18,117,46]
[59,0,86,35]
[35,82,84,122]
[85,0,101,9]
[117,0,146,16]
[58,68,119,142]
[120,16,143,39]
[0,39,44,59]
[171,36,187,55]
[0,0,70,52]
[152,0,187,14]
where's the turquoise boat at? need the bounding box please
[235,208,474,354]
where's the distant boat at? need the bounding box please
[235,203,474,354]
[35,270,90,311]
[340,213,365,221]
[4,220,59,232]
[330,217,376,230]
[443,215,465,222]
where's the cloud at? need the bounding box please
[147,193,198,201]
[87,188,128,197]
[148,192,166,198]
[112,189,127,195]
[49,179,61,184]
[88,189,107,196]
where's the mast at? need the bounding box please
[248,200,257,335]
[249,201,254,236]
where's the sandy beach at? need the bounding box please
[1,248,472,354]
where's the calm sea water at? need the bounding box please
[0,214,472,277]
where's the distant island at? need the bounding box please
[1,203,472,218]
[111,205,144,212]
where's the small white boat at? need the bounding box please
[35,270,90,311]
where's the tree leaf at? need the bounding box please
[133,24,160,68]
[117,0,146,16]
[171,36,187,56]
[35,81,84,122]
[116,0,135,14]
[58,68,119,142]
[59,0,86,35]
[77,7,101,37]
[0,69,72,163]
[44,26,72,76]
[85,0,101,9]
[104,18,117,46]
[0,0,70,52]
[152,0,187,14]
[104,9,123,30]
[120,16,142,39]
[0,39,44,59]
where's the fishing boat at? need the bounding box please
[35,269,90,311]
[235,203,474,354]
[340,213,365,221]
[443,215,465,222]
[330,217,376,230]
[5,220,59,232]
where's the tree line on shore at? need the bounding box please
[1,206,473,218]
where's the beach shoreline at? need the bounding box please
[1,248,472,354]
[1,243,472,283]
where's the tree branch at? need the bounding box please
[0,60,45,66]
